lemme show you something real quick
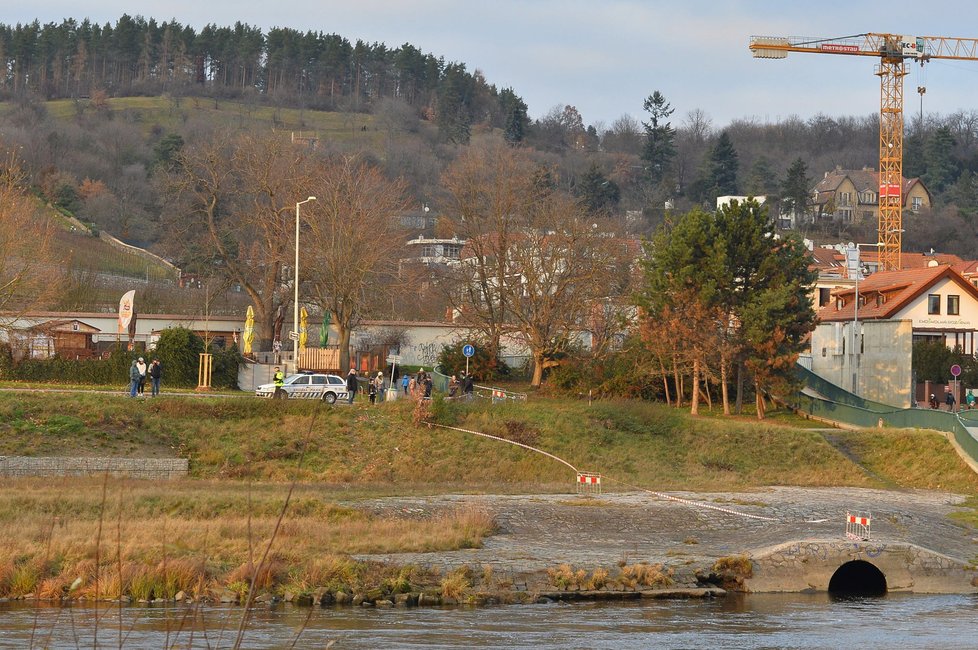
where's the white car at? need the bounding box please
[255,372,349,403]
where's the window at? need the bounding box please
[838,191,852,207]
[292,376,310,385]
[928,294,941,315]
[818,287,832,307]
[839,208,853,223]
[312,376,326,385]
[948,294,960,316]
[911,196,923,212]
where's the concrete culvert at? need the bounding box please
[828,560,887,597]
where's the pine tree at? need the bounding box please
[704,131,739,200]
[780,158,811,223]
[575,164,620,216]
[641,91,676,187]
[924,125,958,195]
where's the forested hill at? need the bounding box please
[0,15,530,144]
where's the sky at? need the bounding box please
[8,1,978,131]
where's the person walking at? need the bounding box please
[128,360,140,397]
[149,359,162,397]
[463,373,474,396]
[401,373,409,395]
[448,375,459,397]
[346,368,359,404]
[423,374,433,399]
[368,376,378,404]
[946,390,956,412]
[135,357,148,396]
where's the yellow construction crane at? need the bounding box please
[750,33,978,271]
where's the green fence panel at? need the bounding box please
[792,364,978,468]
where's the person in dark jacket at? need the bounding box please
[346,368,359,404]
[149,359,163,397]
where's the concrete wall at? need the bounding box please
[0,456,188,480]
[809,319,913,407]
[747,540,978,594]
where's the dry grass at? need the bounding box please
[0,479,495,601]
[618,562,673,589]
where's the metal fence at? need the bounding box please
[792,365,978,466]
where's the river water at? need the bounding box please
[2,592,976,649]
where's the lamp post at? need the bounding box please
[294,196,316,372]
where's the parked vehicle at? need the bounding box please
[255,372,348,403]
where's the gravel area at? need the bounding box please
[354,487,978,580]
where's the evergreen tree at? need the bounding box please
[780,158,811,223]
[703,131,739,200]
[638,199,815,418]
[498,87,528,145]
[575,164,620,216]
[924,125,958,196]
[641,91,676,186]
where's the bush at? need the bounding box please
[0,328,242,389]
[436,337,509,381]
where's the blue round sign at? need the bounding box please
[462,344,475,358]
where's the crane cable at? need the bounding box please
[425,421,829,524]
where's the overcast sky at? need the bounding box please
[9,1,978,130]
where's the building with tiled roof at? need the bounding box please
[807,265,978,407]
[812,167,930,224]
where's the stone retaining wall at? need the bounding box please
[0,456,188,480]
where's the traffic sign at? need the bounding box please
[288,332,300,341]
[386,354,402,363]
[951,364,962,377]
[462,344,475,358]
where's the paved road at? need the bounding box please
[354,487,978,586]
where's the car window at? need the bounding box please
[328,376,344,385]
[291,376,311,385]
[312,376,326,385]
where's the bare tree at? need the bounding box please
[440,140,541,368]
[0,153,57,328]
[302,155,411,371]
[503,194,622,387]
[161,130,316,349]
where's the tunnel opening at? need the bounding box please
[828,560,887,597]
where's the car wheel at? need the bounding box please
[275,388,287,400]
[323,392,337,404]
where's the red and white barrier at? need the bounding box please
[845,511,872,541]
[576,472,602,494]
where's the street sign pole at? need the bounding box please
[462,344,475,377]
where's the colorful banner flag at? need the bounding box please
[299,306,309,351]
[118,290,135,334]
[243,305,255,355]
[320,311,330,347]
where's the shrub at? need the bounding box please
[436,337,509,381]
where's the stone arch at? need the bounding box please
[828,560,887,596]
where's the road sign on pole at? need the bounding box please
[462,344,475,377]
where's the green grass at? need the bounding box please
[22,96,388,145]
[1,392,976,494]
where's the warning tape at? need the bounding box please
[425,422,801,523]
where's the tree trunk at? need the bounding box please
[690,358,700,415]
[338,326,353,373]
[720,356,730,415]
[755,380,766,420]
[672,360,682,408]
[659,357,671,406]
[531,352,544,387]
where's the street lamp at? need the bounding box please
[294,196,316,372]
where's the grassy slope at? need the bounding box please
[0,391,975,602]
[2,391,976,494]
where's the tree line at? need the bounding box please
[0,15,529,144]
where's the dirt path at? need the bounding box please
[354,487,978,586]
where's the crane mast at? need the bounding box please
[750,33,978,271]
